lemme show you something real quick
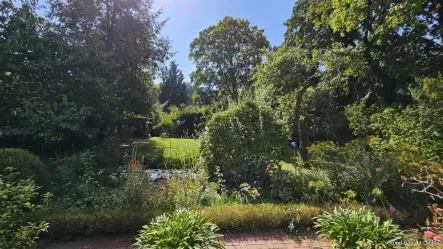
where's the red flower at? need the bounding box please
[433,235,442,241]
[135,160,141,165]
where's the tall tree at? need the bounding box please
[159,61,187,107]
[0,1,111,149]
[48,0,171,116]
[189,16,270,102]
[0,0,171,150]
[307,0,443,105]
[254,46,322,162]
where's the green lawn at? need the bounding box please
[134,137,200,167]
[131,136,296,171]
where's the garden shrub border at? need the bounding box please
[28,203,423,240]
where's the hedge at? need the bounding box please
[27,203,423,240]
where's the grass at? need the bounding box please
[129,137,200,168]
[136,137,200,157]
[130,136,298,171]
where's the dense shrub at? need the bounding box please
[134,209,224,249]
[346,102,443,162]
[308,140,403,204]
[174,106,203,137]
[308,139,430,208]
[1,168,50,248]
[314,207,403,249]
[0,148,46,188]
[205,204,321,231]
[269,168,333,203]
[153,106,203,138]
[154,114,174,133]
[31,209,156,239]
[201,101,286,186]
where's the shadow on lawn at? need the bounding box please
[128,138,199,169]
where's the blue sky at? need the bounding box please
[153,0,296,82]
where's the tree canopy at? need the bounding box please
[159,61,188,108]
[0,0,170,151]
[189,16,270,102]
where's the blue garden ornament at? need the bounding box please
[289,141,297,148]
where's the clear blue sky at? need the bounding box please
[153,0,296,82]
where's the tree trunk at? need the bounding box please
[294,84,310,164]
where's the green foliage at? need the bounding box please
[120,165,151,210]
[370,106,443,161]
[308,140,401,204]
[159,61,188,108]
[0,168,51,249]
[207,203,325,231]
[314,207,403,249]
[154,114,174,133]
[134,209,224,249]
[0,0,170,150]
[30,203,416,239]
[345,102,378,137]
[307,0,442,107]
[190,16,270,101]
[135,137,200,169]
[0,148,46,188]
[412,76,443,111]
[201,101,286,186]
[29,209,156,239]
[302,87,352,142]
[48,139,127,208]
[269,168,333,204]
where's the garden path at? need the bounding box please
[36,229,330,249]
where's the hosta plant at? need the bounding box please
[314,207,403,249]
[134,209,224,249]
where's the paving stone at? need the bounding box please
[40,230,331,249]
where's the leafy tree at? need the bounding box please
[307,0,442,106]
[0,0,171,150]
[254,46,321,162]
[189,16,270,102]
[192,85,219,106]
[0,1,108,150]
[48,0,171,117]
[159,61,188,107]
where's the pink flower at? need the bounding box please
[306,170,311,174]
[424,231,435,238]
[296,179,300,183]
[389,205,397,214]
[433,236,442,241]
[376,168,383,172]
[352,170,357,174]
[384,179,388,182]
[343,172,349,176]
[385,173,390,177]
